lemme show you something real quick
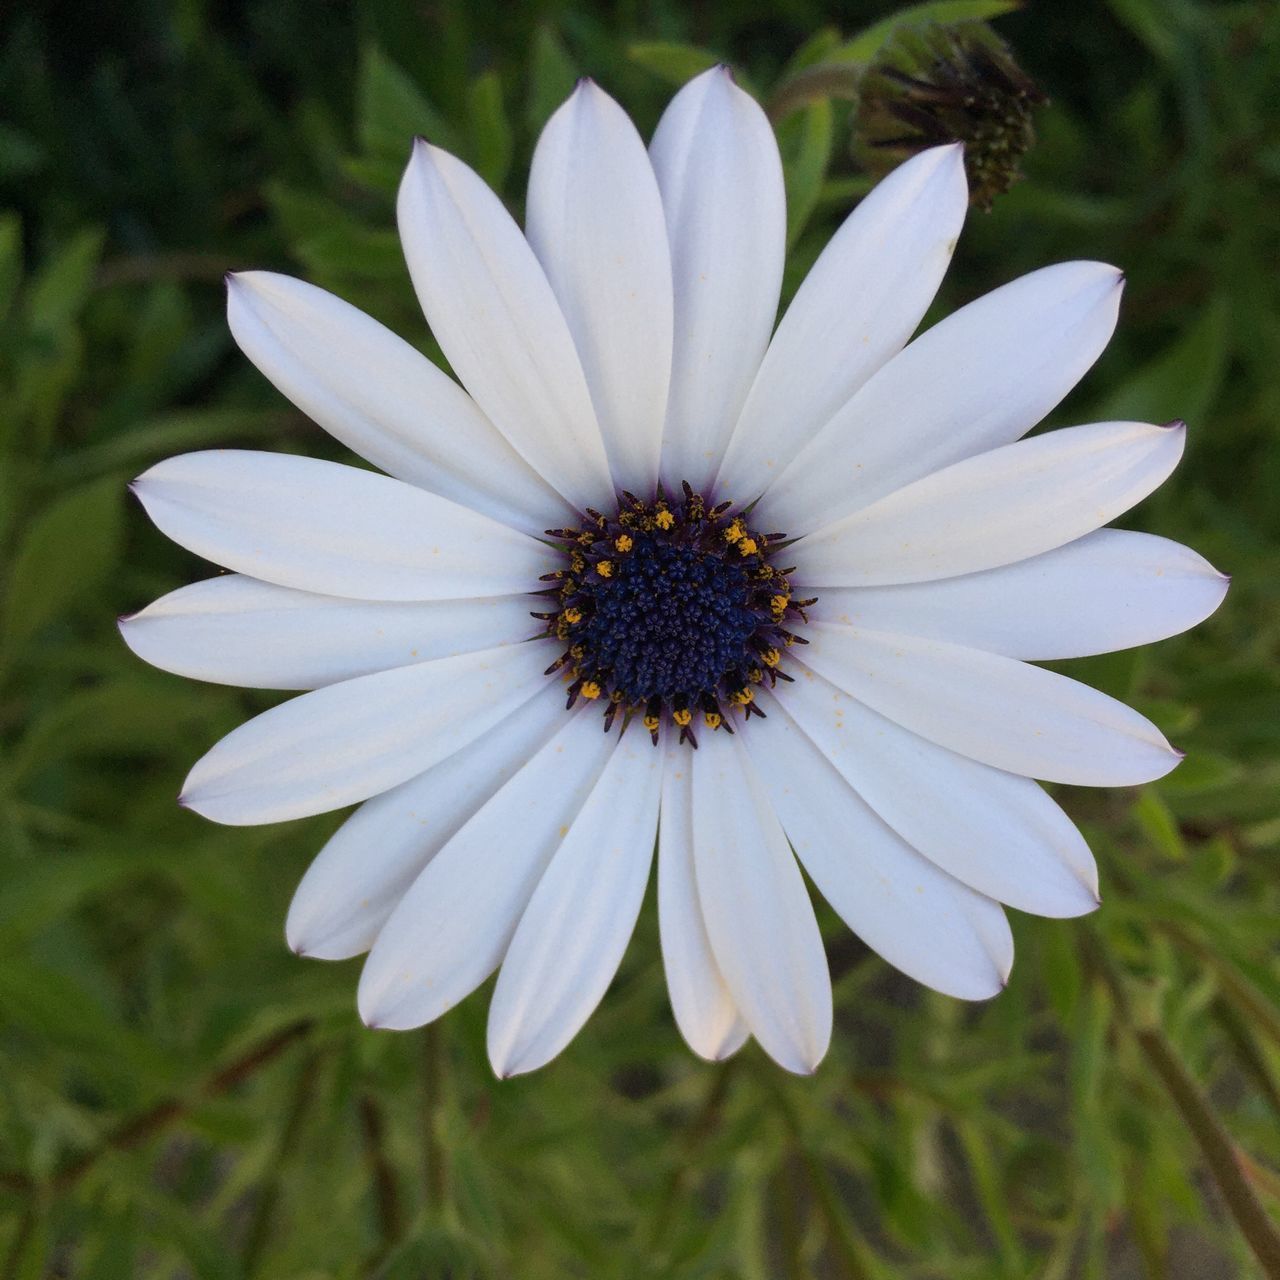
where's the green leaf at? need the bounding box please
[1134,790,1187,861]
[834,0,1022,64]
[2,476,124,649]
[357,45,457,161]
[1092,296,1231,426]
[468,71,514,190]
[0,211,23,324]
[22,227,103,339]
[41,408,291,487]
[7,678,232,784]
[778,99,835,247]
[628,40,723,87]
[527,27,578,134]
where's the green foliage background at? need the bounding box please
[1,0,1278,1275]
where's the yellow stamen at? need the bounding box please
[562,607,582,625]
[761,647,781,668]
[643,714,660,732]
[580,680,602,700]
[724,519,745,544]
[673,708,692,727]
[614,534,633,553]
[770,593,790,614]
[748,667,764,683]
[655,509,675,531]
[596,560,613,578]
[731,688,754,706]
[737,538,758,556]
[704,711,722,729]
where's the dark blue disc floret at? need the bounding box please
[533,484,815,746]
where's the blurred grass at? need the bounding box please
[1,0,1278,1276]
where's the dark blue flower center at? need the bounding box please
[534,486,814,746]
[579,535,759,703]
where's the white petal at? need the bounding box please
[691,730,831,1074]
[796,420,1185,587]
[132,450,556,601]
[397,141,614,510]
[764,261,1124,530]
[715,144,967,500]
[657,739,749,1061]
[286,682,568,959]
[807,529,1229,660]
[225,271,565,534]
[120,574,539,690]
[801,622,1182,786]
[487,732,663,1076]
[741,700,1013,999]
[180,638,558,825]
[650,67,786,494]
[357,707,615,1030]
[526,81,673,494]
[775,675,1098,917]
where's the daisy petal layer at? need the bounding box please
[132,450,555,601]
[691,730,831,1074]
[658,740,749,1061]
[358,708,616,1031]
[743,702,1013,999]
[397,141,613,511]
[180,638,558,825]
[120,575,538,690]
[802,622,1181,786]
[487,733,663,1077]
[807,529,1228,660]
[286,684,568,959]
[526,81,672,494]
[775,678,1098,916]
[225,271,563,534]
[764,261,1124,530]
[716,144,967,500]
[796,420,1185,588]
[651,67,786,494]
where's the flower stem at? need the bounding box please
[359,1092,403,1248]
[420,1023,450,1213]
[240,1047,324,1276]
[0,1018,315,1196]
[1084,932,1280,1276]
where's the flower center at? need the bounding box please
[535,485,814,745]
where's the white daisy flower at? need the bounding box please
[122,70,1227,1077]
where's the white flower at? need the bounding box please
[122,70,1226,1077]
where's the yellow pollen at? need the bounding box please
[724,519,745,543]
[731,688,754,706]
[580,680,602,700]
[596,560,613,578]
[748,667,764,684]
[655,509,675,530]
[737,538,758,556]
[704,711,722,729]
[770,593,790,613]
[643,714,660,732]
[570,644,585,659]
[673,708,692,727]
[614,534,633,553]
[761,647,781,668]
[562,607,582,625]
